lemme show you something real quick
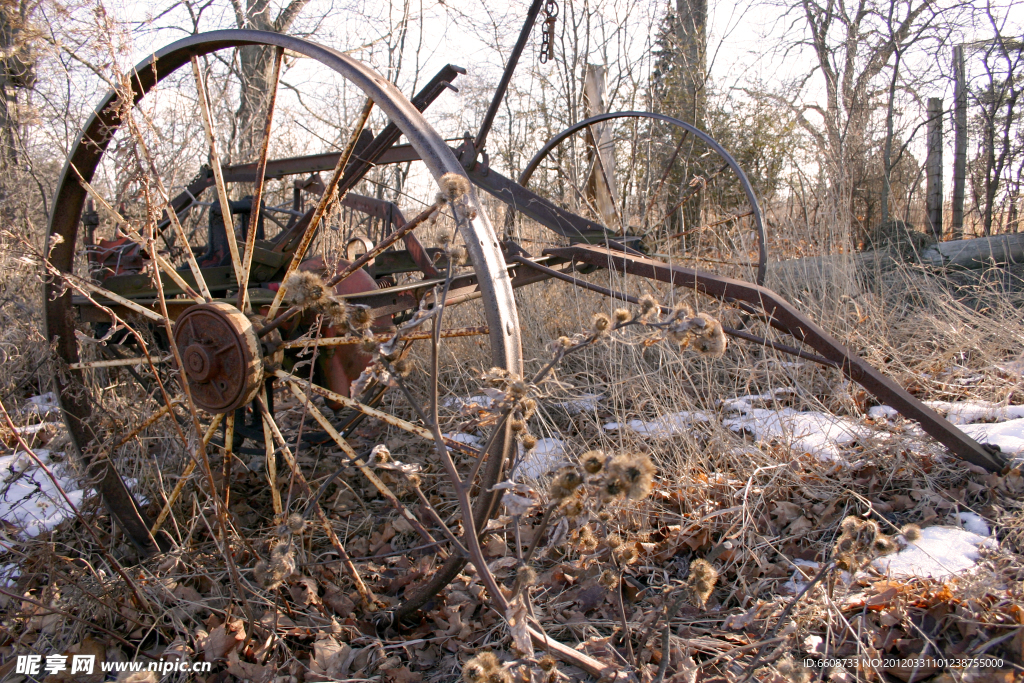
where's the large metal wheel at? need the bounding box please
[44,31,522,563]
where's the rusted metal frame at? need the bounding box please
[267,97,375,319]
[546,244,1007,472]
[258,200,440,337]
[238,46,285,311]
[470,0,545,158]
[509,256,838,368]
[45,30,517,557]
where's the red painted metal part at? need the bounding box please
[543,243,1007,472]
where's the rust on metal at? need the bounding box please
[174,303,263,414]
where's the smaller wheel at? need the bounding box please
[510,111,767,285]
[174,303,263,414]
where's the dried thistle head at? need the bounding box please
[549,467,583,501]
[602,476,625,502]
[348,304,374,331]
[613,542,638,565]
[638,294,660,320]
[516,564,537,587]
[581,450,606,474]
[283,271,327,308]
[520,398,537,421]
[614,308,631,323]
[572,526,598,553]
[322,298,351,330]
[840,516,862,535]
[538,655,557,672]
[392,358,412,377]
[872,536,898,555]
[509,418,526,433]
[440,172,471,201]
[776,656,812,683]
[372,444,391,464]
[598,569,618,589]
[508,378,528,398]
[559,494,584,518]
[359,335,379,353]
[901,524,921,542]
[606,533,623,549]
[687,559,718,607]
[521,433,538,451]
[591,312,612,336]
[693,312,727,357]
[287,513,306,534]
[449,244,469,266]
[463,651,500,683]
[437,228,455,245]
[605,452,655,500]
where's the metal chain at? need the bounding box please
[540,0,558,63]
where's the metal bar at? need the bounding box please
[473,0,545,155]
[70,355,172,370]
[510,256,837,367]
[546,244,1007,472]
[238,46,284,311]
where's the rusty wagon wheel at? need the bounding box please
[508,110,767,285]
[44,30,522,560]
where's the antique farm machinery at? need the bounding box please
[45,1,1005,634]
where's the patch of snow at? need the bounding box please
[19,393,59,417]
[516,438,565,479]
[996,357,1024,377]
[923,400,1024,425]
[782,559,820,594]
[0,450,84,538]
[13,422,60,436]
[0,564,19,587]
[603,411,711,438]
[720,388,797,413]
[442,388,504,411]
[443,432,484,449]
[873,526,996,578]
[868,405,899,420]
[551,393,604,414]
[723,407,868,462]
[959,418,1024,456]
[957,512,991,537]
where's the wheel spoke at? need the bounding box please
[192,56,245,291]
[255,396,376,607]
[273,369,480,457]
[150,413,224,536]
[114,397,183,448]
[267,97,375,319]
[238,46,284,313]
[259,387,284,517]
[283,379,439,548]
[70,354,171,370]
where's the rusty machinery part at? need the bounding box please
[507,110,768,286]
[173,303,263,414]
[44,29,520,557]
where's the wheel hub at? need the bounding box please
[173,303,263,414]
